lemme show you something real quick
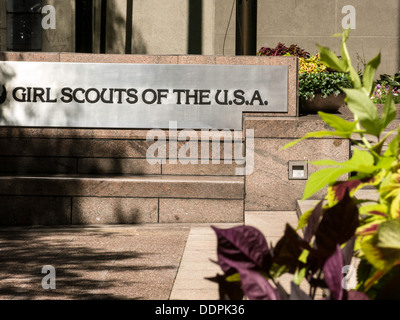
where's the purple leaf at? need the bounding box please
[273,224,311,273]
[330,179,363,203]
[315,192,359,258]
[342,237,356,266]
[212,226,271,274]
[330,175,378,203]
[304,200,323,242]
[323,244,344,300]
[237,267,280,300]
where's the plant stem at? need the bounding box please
[353,115,376,153]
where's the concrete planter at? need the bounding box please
[300,92,346,114]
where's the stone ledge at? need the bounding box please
[0,174,245,200]
[0,127,245,140]
[0,138,242,159]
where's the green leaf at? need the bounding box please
[339,29,362,89]
[302,167,350,200]
[359,203,388,217]
[327,171,385,206]
[356,220,384,237]
[317,44,347,72]
[298,249,310,264]
[225,273,241,283]
[318,111,358,133]
[342,88,382,137]
[375,155,396,171]
[384,128,400,157]
[381,89,396,130]
[377,219,400,250]
[312,149,376,174]
[342,28,350,42]
[293,267,307,286]
[363,52,381,95]
[390,193,400,219]
[297,207,313,230]
[361,220,400,272]
[269,263,288,279]
[371,129,397,156]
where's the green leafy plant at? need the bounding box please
[208,30,400,300]
[299,71,352,101]
[377,72,400,87]
[371,73,400,104]
[298,51,352,103]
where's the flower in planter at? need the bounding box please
[258,43,353,112]
[297,52,353,114]
[370,73,400,104]
[299,53,328,74]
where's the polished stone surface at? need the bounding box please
[159,198,244,223]
[72,197,159,225]
[0,175,245,199]
[245,138,350,211]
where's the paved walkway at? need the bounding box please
[0,212,300,300]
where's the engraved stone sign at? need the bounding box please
[0,61,288,130]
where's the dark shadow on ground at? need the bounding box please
[0,226,190,300]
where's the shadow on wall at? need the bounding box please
[104,0,147,54]
[42,0,75,52]
[0,58,16,124]
[0,58,157,226]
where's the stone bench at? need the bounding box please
[0,174,245,226]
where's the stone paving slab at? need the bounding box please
[169,223,240,300]
[0,224,190,300]
[170,212,305,300]
[0,212,316,300]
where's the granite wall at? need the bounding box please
[0,52,352,225]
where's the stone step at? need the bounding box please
[0,174,244,199]
[0,174,245,226]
